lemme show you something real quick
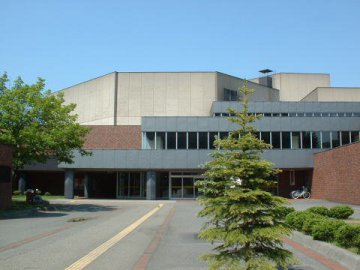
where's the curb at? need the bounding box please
[290,231,360,270]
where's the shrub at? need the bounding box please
[307,206,330,217]
[44,192,51,196]
[329,205,354,219]
[302,214,326,234]
[285,211,307,230]
[336,224,360,248]
[276,206,296,219]
[312,219,346,242]
[13,190,22,196]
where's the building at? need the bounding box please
[18,71,360,200]
[0,144,13,209]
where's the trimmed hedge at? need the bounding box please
[335,224,360,248]
[307,206,330,217]
[311,219,345,242]
[328,206,354,219]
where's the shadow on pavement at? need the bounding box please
[50,203,117,213]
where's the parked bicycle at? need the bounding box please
[290,186,311,199]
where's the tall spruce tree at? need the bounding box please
[196,83,295,270]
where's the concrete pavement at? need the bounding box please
[0,199,354,270]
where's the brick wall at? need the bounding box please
[312,142,360,205]
[0,144,13,209]
[83,125,141,149]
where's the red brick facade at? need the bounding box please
[83,125,141,149]
[0,144,13,209]
[312,142,360,205]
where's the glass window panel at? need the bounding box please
[261,132,271,144]
[330,113,338,117]
[222,113,229,117]
[281,113,289,117]
[304,113,313,117]
[312,132,321,148]
[199,132,208,149]
[214,113,221,117]
[272,113,280,117]
[129,173,141,197]
[322,131,331,148]
[220,132,228,139]
[254,132,260,139]
[341,131,350,145]
[209,132,218,149]
[353,113,360,117]
[224,88,237,101]
[272,132,280,149]
[145,132,155,149]
[183,178,194,198]
[281,132,291,149]
[314,113,321,117]
[264,113,271,117]
[291,132,301,149]
[331,131,340,148]
[167,132,176,149]
[188,132,197,149]
[177,132,186,149]
[156,132,166,149]
[322,112,330,117]
[302,132,311,149]
[289,113,297,117]
[350,131,359,143]
[297,113,304,117]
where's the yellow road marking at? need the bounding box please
[64,204,164,270]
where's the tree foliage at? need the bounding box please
[196,83,295,270]
[0,72,90,172]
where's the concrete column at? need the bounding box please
[18,174,26,193]
[146,171,156,200]
[84,174,89,198]
[64,170,74,199]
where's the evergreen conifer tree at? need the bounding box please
[196,82,295,270]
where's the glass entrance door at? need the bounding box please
[170,173,202,199]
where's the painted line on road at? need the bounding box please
[132,205,176,270]
[283,237,348,270]
[64,204,164,270]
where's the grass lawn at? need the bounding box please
[0,195,64,214]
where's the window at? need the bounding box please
[341,131,350,146]
[272,113,280,117]
[330,113,338,117]
[156,132,166,149]
[209,132,218,149]
[167,132,176,149]
[188,132,197,149]
[261,132,271,144]
[313,113,321,117]
[281,132,291,149]
[264,113,271,117]
[177,132,187,149]
[219,132,229,139]
[272,132,280,149]
[350,131,359,143]
[214,113,221,117]
[144,132,155,149]
[289,113,297,117]
[331,131,340,148]
[199,132,208,149]
[223,88,237,101]
[322,131,331,148]
[297,113,304,117]
[291,132,301,149]
[289,171,296,186]
[312,132,321,148]
[281,113,289,117]
[302,132,311,149]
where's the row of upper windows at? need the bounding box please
[142,131,360,150]
[213,112,360,117]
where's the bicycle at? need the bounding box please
[290,186,311,199]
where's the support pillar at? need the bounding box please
[84,174,89,198]
[18,174,26,193]
[64,170,74,199]
[146,171,156,200]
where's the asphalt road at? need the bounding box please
[0,199,347,270]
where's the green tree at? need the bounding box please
[196,83,295,270]
[0,72,90,175]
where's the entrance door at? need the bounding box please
[170,173,201,199]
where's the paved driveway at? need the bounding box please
[0,199,349,270]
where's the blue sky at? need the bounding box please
[1,0,360,91]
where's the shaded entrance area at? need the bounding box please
[16,171,65,195]
[87,172,117,199]
[277,169,313,198]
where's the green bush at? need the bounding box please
[307,206,330,217]
[13,190,23,196]
[285,211,308,230]
[302,214,326,234]
[276,206,296,219]
[312,219,346,242]
[328,205,354,219]
[353,234,360,253]
[335,224,360,248]
[44,192,51,196]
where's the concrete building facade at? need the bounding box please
[0,145,13,209]
[19,71,360,201]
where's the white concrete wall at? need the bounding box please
[272,73,330,101]
[116,72,217,125]
[216,73,279,102]
[302,87,360,102]
[60,73,116,125]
